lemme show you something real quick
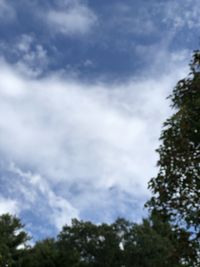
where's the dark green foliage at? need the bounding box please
[56,217,193,267]
[122,216,196,267]
[147,51,200,237]
[57,219,122,267]
[21,239,57,267]
[0,213,29,267]
[0,214,197,267]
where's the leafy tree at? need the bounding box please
[0,213,29,267]
[147,51,200,236]
[115,216,195,267]
[57,219,122,267]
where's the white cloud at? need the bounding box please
[161,0,200,30]
[0,197,19,215]
[0,35,48,77]
[47,2,97,36]
[0,49,189,229]
[8,163,79,229]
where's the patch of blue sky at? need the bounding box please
[0,0,195,79]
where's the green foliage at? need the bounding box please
[0,213,29,267]
[147,51,200,237]
[0,214,197,266]
[56,217,192,267]
[57,219,122,267]
[124,219,176,267]
[21,239,57,267]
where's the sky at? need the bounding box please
[0,0,199,241]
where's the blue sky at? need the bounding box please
[0,0,199,240]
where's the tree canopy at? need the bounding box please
[0,214,197,267]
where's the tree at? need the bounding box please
[21,239,57,267]
[146,51,200,261]
[0,213,29,267]
[56,218,192,267]
[57,219,122,267]
[0,213,194,266]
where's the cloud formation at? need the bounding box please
[0,35,48,77]
[0,47,189,234]
[8,164,78,230]
[46,1,97,36]
[161,0,200,30]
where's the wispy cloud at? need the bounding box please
[46,1,97,36]
[161,0,200,30]
[0,35,48,77]
[8,163,78,230]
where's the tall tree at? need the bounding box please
[146,50,200,246]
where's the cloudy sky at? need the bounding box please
[0,0,199,240]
